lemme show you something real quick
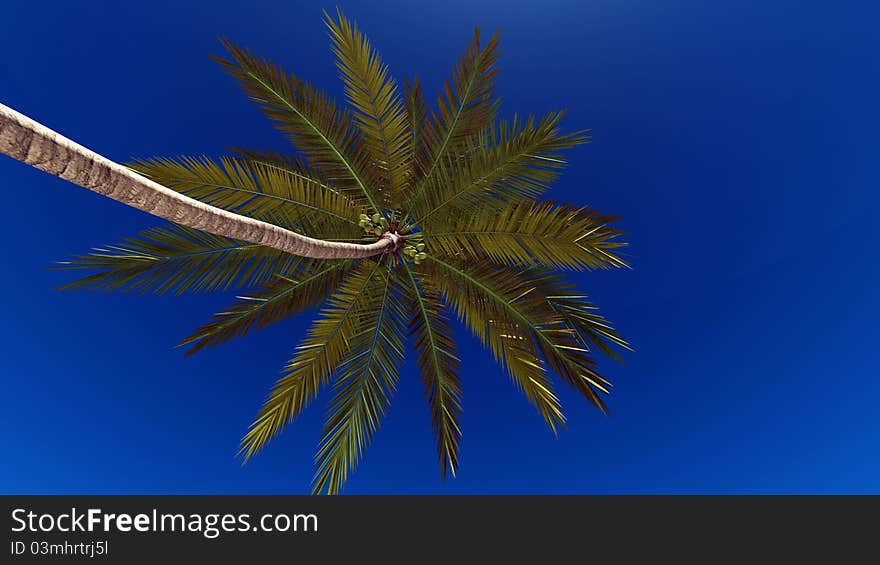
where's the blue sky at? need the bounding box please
[1,0,877,493]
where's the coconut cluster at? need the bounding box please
[359,213,388,235]
[402,242,427,264]
[359,213,427,264]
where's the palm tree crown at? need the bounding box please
[59,9,631,494]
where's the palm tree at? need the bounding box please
[0,9,630,494]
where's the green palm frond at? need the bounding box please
[326,8,410,203]
[486,318,566,433]
[229,148,340,197]
[404,77,430,184]
[418,28,500,186]
[402,263,463,477]
[56,224,295,295]
[214,40,383,212]
[180,258,351,355]
[423,200,628,270]
[409,112,590,226]
[313,264,408,495]
[547,294,632,362]
[224,148,376,240]
[129,156,361,238]
[421,258,567,431]
[424,256,611,412]
[238,259,385,461]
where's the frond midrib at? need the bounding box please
[403,263,443,378]
[419,48,485,188]
[428,256,608,395]
[403,262,458,476]
[314,263,394,494]
[404,43,490,219]
[144,168,360,226]
[412,148,527,226]
[182,258,347,346]
[231,156,342,196]
[242,70,383,214]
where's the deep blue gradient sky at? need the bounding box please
[1,1,878,494]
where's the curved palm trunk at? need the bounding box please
[0,103,396,259]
